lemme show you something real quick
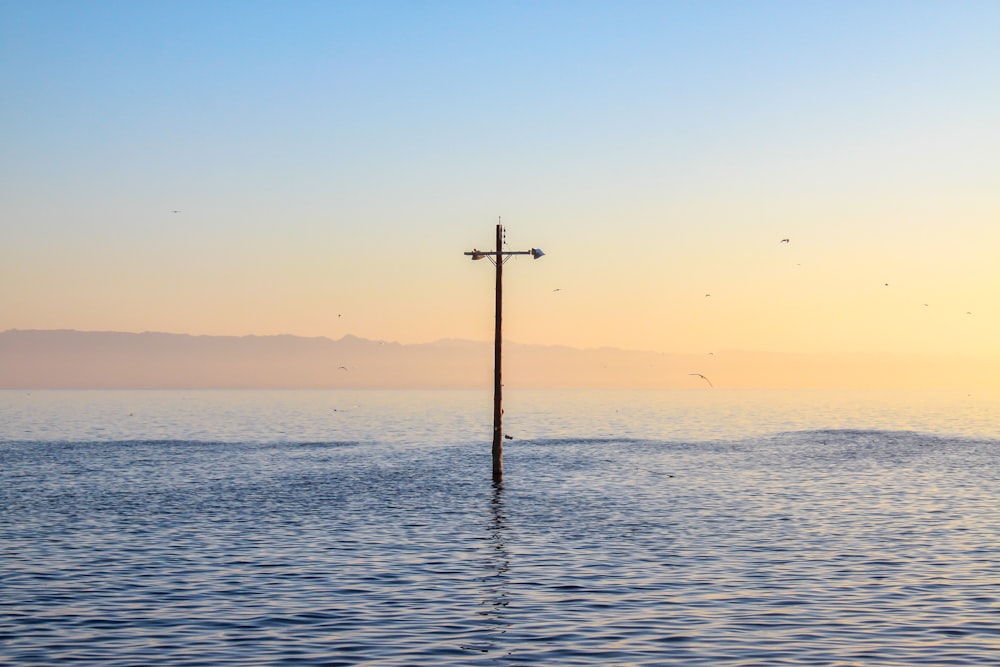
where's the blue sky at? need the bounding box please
[2,1,998,361]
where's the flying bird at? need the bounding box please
[689,373,714,388]
[170,210,180,213]
[780,238,790,243]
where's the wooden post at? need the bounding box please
[492,222,504,483]
[465,222,543,483]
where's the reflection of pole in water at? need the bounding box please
[461,481,512,656]
[485,481,510,624]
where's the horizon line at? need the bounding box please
[2,327,999,361]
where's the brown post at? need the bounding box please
[492,222,504,482]
[465,222,543,483]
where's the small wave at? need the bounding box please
[529,436,651,447]
[772,429,1000,447]
[0,438,361,450]
[262,440,360,450]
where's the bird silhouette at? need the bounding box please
[780,238,790,243]
[689,373,714,388]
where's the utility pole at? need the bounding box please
[492,223,504,481]
[464,221,545,483]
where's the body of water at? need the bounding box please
[2,389,999,665]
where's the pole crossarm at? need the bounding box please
[464,248,544,264]
[463,250,537,256]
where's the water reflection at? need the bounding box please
[464,481,512,656]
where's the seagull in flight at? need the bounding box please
[689,373,714,388]
[780,238,790,243]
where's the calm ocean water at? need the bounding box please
[2,389,999,666]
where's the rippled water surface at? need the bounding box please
[2,390,999,665]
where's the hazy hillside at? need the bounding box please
[1,330,997,390]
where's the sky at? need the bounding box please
[2,0,998,366]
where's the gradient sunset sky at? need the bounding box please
[2,1,997,362]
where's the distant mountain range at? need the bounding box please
[1,329,997,390]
